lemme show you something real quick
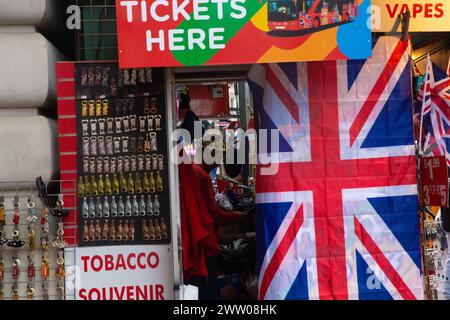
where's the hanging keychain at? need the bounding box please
[27,253,36,300]
[0,189,7,245]
[41,251,50,300]
[7,194,25,248]
[56,251,66,300]
[12,256,20,300]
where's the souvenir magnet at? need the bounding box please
[110,157,117,174]
[82,120,89,136]
[130,115,137,131]
[83,157,89,173]
[139,116,146,132]
[88,68,95,86]
[111,196,118,218]
[123,116,130,133]
[90,136,98,156]
[145,155,152,171]
[147,115,154,131]
[150,98,158,114]
[122,136,129,153]
[115,117,122,134]
[95,220,101,241]
[83,137,90,156]
[109,220,116,241]
[114,137,121,154]
[118,69,124,87]
[90,119,98,136]
[89,100,95,116]
[96,100,102,116]
[158,155,164,171]
[123,156,130,172]
[138,155,144,171]
[155,115,162,131]
[82,197,89,219]
[150,132,157,151]
[142,220,149,240]
[123,69,130,86]
[81,67,88,86]
[132,137,139,153]
[143,97,151,114]
[98,136,106,155]
[96,157,103,173]
[98,118,106,135]
[95,67,102,86]
[138,68,146,84]
[106,136,113,155]
[131,156,137,172]
[137,137,144,152]
[102,68,110,87]
[145,68,153,83]
[107,117,114,134]
[90,157,96,174]
[117,156,124,173]
[102,220,109,241]
[81,100,88,117]
[144,135,151,152]
[130,69,137,86]
[103,157,110,173]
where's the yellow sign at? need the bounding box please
[371,0,450,32]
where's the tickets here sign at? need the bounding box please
[115,0,372,67]
[74,245,174,300]
[420,156,449,207]
[372,0,450,32]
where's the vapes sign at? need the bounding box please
[115,0,372,67]
[74,245,174,300]
[372,0,450,32]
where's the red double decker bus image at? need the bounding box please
[268,0,358,34]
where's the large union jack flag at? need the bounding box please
[248,36,422,300]
[418,60,450,164]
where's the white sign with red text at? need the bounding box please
[74,245,174,300]
[372,0,450,32]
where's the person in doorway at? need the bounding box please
[178,90,201,141]
[179,142,246,300]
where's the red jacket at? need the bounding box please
[179,164,241,280]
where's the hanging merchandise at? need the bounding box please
[74,63,171,246]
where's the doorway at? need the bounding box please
[172,66,258,300]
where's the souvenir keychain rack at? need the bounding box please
[0,180,77,300]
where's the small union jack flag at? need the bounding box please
[419,57,450,164]
[249,36,422,300]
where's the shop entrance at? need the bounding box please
[172,65,258,300]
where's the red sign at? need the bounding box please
[187,84,230,117]
[420,156,448,207]
[115,0,372,67]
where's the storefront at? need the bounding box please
[0,0,449,301]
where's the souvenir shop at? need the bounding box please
[0,0,449,301]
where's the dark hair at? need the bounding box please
[179,92,191,110]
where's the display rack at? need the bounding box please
[0,180,77,300]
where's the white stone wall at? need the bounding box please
[0,0,65,300]
[0,0,61,181]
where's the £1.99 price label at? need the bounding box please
[420,156,448,207]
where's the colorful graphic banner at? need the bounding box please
[249,36,422,300]
[116,0,372,67]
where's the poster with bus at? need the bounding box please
[268,0,358,34]
[116,0,371,67]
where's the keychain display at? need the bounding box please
[75,63,171,246]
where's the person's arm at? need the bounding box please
[199,172,244,225]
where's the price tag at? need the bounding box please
[420,156,448,207]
